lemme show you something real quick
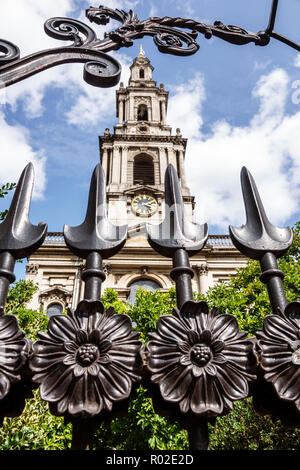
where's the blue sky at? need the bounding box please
[0,0,300,281]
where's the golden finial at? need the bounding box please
[139,44,146,57]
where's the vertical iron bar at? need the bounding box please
[0,252,16,313]
[260,252,288,314]
[71,420,96,450]
[81,252,106,301]
[170,248,194,309]
[266,0,279,33]
[187,417,209,450]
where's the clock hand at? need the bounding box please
[143,201,155,207]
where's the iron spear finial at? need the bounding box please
[147,164,208,309]
[64,163,127,302]
[0,163,48,311]
[0,163,48,259]
[229,167,293,260]
[229,166,293,314]
[64,163,127,259]
[147,164,208,258]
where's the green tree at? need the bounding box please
[0,182,16,221]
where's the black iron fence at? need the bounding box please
[0,1,299,451]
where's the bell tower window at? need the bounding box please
[137,104,148,121]
[134,154,154,185]
[139,69,145,79]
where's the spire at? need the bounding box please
[129,53,155,86]
[139,44,146,58]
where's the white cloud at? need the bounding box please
[65,52,133,127]
[167,68,300,230]
[0,111,46,199]
[167,73,206,139]
[294,54,300,67]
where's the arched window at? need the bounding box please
[127,278,161,304]
[137,104,148,121]
[134,154,155,185]
[47,303,63,317]
[139,69,145,79]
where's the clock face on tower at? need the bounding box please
[131,194,157,216]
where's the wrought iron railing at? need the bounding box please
[0,0,299,452]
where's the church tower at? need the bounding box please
[100,53,194,231]
[25,54,247,313]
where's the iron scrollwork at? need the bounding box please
[1,1,300,92]
[0,16,122,89]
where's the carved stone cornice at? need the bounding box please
[194,264,209,276]
[99,134,188,149]
[26,263,39,275]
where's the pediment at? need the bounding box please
[39,286,72,299]
[124,185,164,197]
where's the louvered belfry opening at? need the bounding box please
[134,154,155,185]
[137,104,148,121]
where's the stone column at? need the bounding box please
[167,147,175,167]
[121,145,128,184]
[159,147,167,184]
[101,147,108,182]
[112,146,121,184]
[195,264,209,294]
[118,98,124,124]
[161,100,166,124]
[179,149,187,188]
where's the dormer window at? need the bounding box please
[139,69,145,79]
[137,104,148,121]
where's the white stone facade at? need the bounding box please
[25,55,247,313]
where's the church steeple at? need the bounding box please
[128,55,155,86]
[115,54,170,135]
[100,54,193,228]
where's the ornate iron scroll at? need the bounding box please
[0,164,47,422]
[230,168,300,426]
[0,17,122,89]
[145,165,256,450]
[29,164,143,450]
[1,0,299,91]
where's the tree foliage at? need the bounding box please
[0,182,16,221]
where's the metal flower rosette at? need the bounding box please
[147,300,256,417]
[30,301,142,419]
[254,301,300,424]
